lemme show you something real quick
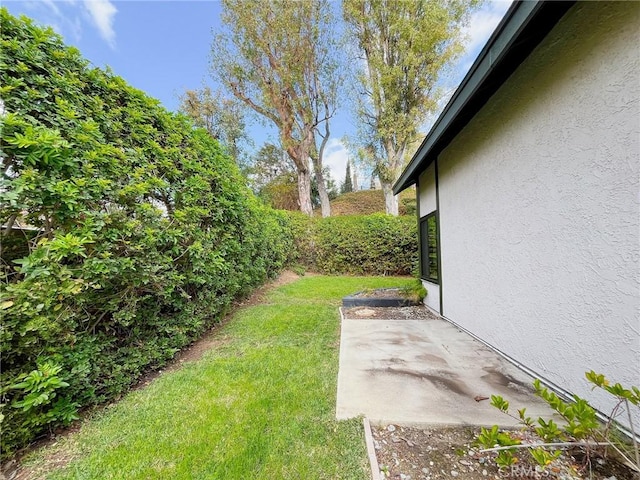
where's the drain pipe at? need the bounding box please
[437,313,640,443]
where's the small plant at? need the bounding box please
[474,371,640,474]
[291,264,306,276]
[400,279,427,303]
[475,424,522,468]
[3,360,79,429]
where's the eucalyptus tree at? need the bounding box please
[178,86,251,170]
[211,0,339,216]
[343,0,481,215]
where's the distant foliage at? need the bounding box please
[212,0,340,215]
[249,143,296,193]
[289,214,417,276]
[178,87,251,170]
[328,189,415,217]
[401,196,417,217]
[0,9,293,457]
[341,161,353,194]
[259,173,300,211]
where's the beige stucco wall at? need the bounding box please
[434,2,639,421]
[418,164,440,313]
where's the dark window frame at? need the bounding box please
[419,211,439,284]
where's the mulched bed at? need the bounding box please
[372,423,637,480]
[342,305,439,320]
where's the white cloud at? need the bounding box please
[68,15,83,43]
[83,0,117,49]
[40,0,62,17]
[463,1,512,56]
[322,138,376,190]
[323,138,349,186]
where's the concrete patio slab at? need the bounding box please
[336,312,559,427]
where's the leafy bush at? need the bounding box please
[475,371,640,475]
[283,211,317,267]
[0,9,293,457]
[289,214,417,276]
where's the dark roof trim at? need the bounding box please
[393,1,576,194]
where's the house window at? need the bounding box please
[420,212,439,283]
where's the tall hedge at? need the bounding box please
[0,10,293,456]
[288,213,418,276]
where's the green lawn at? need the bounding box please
[25,275,414,480]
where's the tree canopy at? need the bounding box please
[343,0,481,214]
[211,0,339,216]
[178,86,251,170]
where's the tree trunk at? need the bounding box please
[379,141,403,216]
[381,180,399,216]
[311,155,331,217]
[297,168,314,216]
[285,128,315,216]
[312,113,332,217]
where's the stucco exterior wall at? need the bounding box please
[435,2,639,420]
[418,164,440,313]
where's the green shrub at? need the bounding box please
[400,279,427,303]
[400,196,417,217]
[0,9,292,457]
[475,372,640,474]
[287,213,417,276]
[284,211,317,267]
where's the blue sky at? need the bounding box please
[3,0,511,184]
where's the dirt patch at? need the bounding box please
[372,424,638,480]
[3,271,305,480]
[343,305,439,320]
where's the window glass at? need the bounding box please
[420,212,438,283]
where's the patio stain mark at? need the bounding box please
[407,333,429,342]
[388,335,432,345]
[368,367,469,396]
[386,357,407,365]
[417,353,448,366]
[481,367,533,393]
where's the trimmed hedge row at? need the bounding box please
[288,213,418,276]
[0,10,295,457]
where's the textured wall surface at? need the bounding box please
[433,2,639,423]
[418,164,440,313]
[418,163,437,217]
